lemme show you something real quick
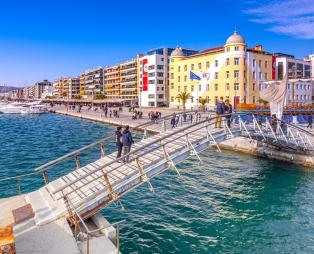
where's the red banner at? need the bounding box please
[142,59,148,91]
[272,55,276,80]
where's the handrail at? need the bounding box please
[33,110,196,173]
[51,113,230,196]
[52,112,314,198]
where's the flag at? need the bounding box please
[190,71,201,80]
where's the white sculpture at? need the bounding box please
[259,75,288,120]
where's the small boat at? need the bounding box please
[20,105,48,114]
[0,103,27,114]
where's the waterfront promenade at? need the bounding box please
[50,104,186,133]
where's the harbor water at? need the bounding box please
[1,113,314,253]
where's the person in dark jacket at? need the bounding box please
[115,126,123,159]
[215,96,226,128]
[122,126,134,162]
[170,114,176,128]
[307,115,313,128]
[224,99,233,128]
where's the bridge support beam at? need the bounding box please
[135,158,154,192]
[103,173,124,210]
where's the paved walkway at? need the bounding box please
[50,105,185,133]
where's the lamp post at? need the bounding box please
[291,65,296,107]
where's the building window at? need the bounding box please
[234,70,239,78]
[157,65,163,70]
[226,71,229,78]
[157,72,163,77]
[244,96,246,104]
[178,86,180,92]
[265,61,268,68]
[234,83,239,90]
[226,58,230,66]
[148,72,155,77]
[235,46,239,51]
[191,85,194,92]
[215,60,218,67]
[259,60,262,67]
[184,65,187,71]
[253,71,256,79]
[198,63,202,69]
[191,96,194,103]
[206,96,209,103]
[171,96,174,102]
[206,61,210,68]
[191,64,194,70]
[253,96,255,104]
[184,86,187,92]
[259,72,262,79]
[184,75,187,82]
[157,80,163,84]
[253,83,255,91]
[171,73,174,79]
[178,76,180,82]
[206,84,209,91]
[215,72,218,79]
[234,58,239,65]
[227,47,230,52]
[253,59,256,67]
[178,66,181,72]
[226,83,230,91]
[215,84,218,91]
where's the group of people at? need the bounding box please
[115,125,134,162]
[215,97,233,128]
[132,110,143,119]
[148,111,162,123]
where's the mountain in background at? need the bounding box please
[0,85,19,93]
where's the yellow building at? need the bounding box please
[119,59,138,101]
[169,31,273,109]
[104,65,120,98]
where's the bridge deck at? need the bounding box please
[23,113,314,225]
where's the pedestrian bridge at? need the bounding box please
[2,112,314,226]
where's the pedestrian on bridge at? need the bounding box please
[224,99,233,128]
[215,96,225,128]
[307,115,313,129]
[171,114,176,128]
[122,126,134,163]
[115,126,123,159]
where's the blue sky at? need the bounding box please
[0,0,313,86]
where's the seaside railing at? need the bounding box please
[47,113,314,220]
[0,110,204,195]
[1,111,314,197]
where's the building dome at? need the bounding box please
[226,31,245,44]
[171,47,184,57]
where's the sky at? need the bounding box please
[0,0,313,87]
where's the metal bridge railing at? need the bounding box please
[0,110,204,195]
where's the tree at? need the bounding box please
[176,92,191,111]
[73,95,82,100]
[62,91,67,98]
[95,94,106,100]
[199,97,207,112]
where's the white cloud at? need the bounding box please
[244,0,314,39]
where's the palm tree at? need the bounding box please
[176,91,191,111]
[199,97,207,112]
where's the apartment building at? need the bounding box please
[103,65,120,98]
[275,53,312,105]
[34,80,52,99]
[120,59,138,101]
[80,67,104,98]
[138,47,198,107]
[53,77,80,98]
[169,32,275,109]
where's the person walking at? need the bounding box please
[171,114,176,128]
[307,114,313,128]
[122,126,134,163]
[215,96,225,128]
[270,114,277,133]
[224,99,233,128]
[115,126,123,159]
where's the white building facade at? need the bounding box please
[138,47,198,107]
[275,53,312,105]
